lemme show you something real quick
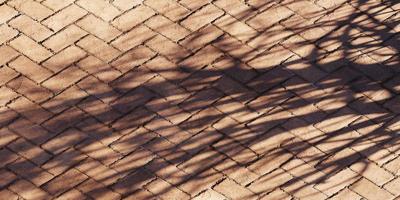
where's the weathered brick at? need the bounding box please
[77,35,120,62]
[77,0,120,21]
[7,76,53,103]
[42,45,87,73]
[42,25,87,52]
[9,179,50,200]
[10,35,52,63]
[8,0,53,21]
[181,4,224,31]
[77,14,121,42]
[42,4,87,31]
[8,56,52,83]
[0,24,18,44]
[9,15,53,42]
[112,5,155,31]
[350,178,394,200]
[145,0,189,21]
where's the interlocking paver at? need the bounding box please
[1,0,400,199]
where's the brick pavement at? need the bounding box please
[0,0,400,199]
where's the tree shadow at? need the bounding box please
[1,0,400,199]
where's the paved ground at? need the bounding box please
[1,0,400,199]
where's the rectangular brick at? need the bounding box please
[110,66,156,93]
[350,161,394,186]
[43,168,88,195]
[7,157,54,186]
[77,55,121,83]
[41,85,88,114]
[77,75,119,104]
[76,117,121,146]
[8,56,52,83]
[112,5,154,31]
[112,168,155,194]
[8,137,52,165]
[42,65,87,93]
[78,178,121,200]
[112,0,141,11]
[42,4,87,31]
[180,25,223,51]
[111,45,155,73]
[77,35,120,62]
[78,96,121,124]
[145,178,190,200]
[145,0,189,21]
[77,138,123,166]
[0,169,16,188]
[7,96,53,124]
[215,14,257,42]
[350,178,394,200]
[7,76,53,103]
[214,179,256,199]
[214,0,254,20]
[42,148,87,175]
[146,34,191,62]
[111,127,157,155]
[77,14,121,42]
[0,5,18,24]
[10,35,52,63]
[76,157,123,186]
[43,107,87,133]
[42,45,87,73]
[9,15,53,42]
[314,168,359,196]
[8,0,53,21]
[111,147,155,175]
[247,4,293,31]
[0,148,18,167]
[42,0,75,11]
[111,87,154,114]
[0,24,18,44]
[9,179,50,200]
[248,168,293,194]
[181,4,224,31]
[42,128,87,154]
[179,168,223,196]
[77,0,120,21]
[0,66,18,87]
[146,15,190,42]
[111,25,156,52]
[8,117,52,145]
[42,25,87,52]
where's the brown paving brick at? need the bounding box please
[41,85,88,114]
[42,0,75,11]
[111,25,156,51]
[111,127,157,155]
[0,66,18,87]
[179,168,224,196]
[350,160,394,186]
[78,96,121,124]
[0,24,18,44]
[146,34,191,63]
[146,15,190,42]
[247,4,293,31]
[0,169,16,188]
[179,25,223,51]
[42,25,87,52]
[181,4,224,31]
[77,56,121,83]
[42,4,87,31]
[0,86,18,107]
[8,137,52,165]
[42,106,87,133]
[350,178,394,200]
[76,35,120,62]
[42,148,87,176]
[111,86,154,114]
[42,128,87,154]
[54,189,86,200]
[214,178,256,200]
[8,96,52,124]
[42,45,87,73]
[9,179,50,200]
[314,168,359,196]
[112,168,156,195]
[78,178,121,200]
[43,168,88,195]
[77,14,121,42]
[8,56,52,83]
[42,65,87,93]
[145,0,189,21]
[76,157,122,186]
[0,5,18,24]
[112,5,155,31]
[248,168,293,195]
[213,34,258,62]
[76,117,121,146]
[10,35,52,63]
[144,116,191,144]
[7,157,54,186]
[0,128,18,149]
[9,15,53,42]
[214,0,254,20]
[214,15,257,43]
[77,138,123,166]
[77,75,119,104]
[77,0,120,21]
[8,0,53,21]
[145,178,190,200]
[111,45,156,73]
[8,117,52,145]
[0,189,19,200]
[0,45,18,66]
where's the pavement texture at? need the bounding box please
[1,0,400,199]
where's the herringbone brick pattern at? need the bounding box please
[1,0,400,199]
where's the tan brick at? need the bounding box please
[0,66,18,86]
[283,179,327,200]
[54,189,86,200]
[77,55,121,83]
[0,45,19,66]
[42,4,87,31]
[179,45,222,71]
[77,35,120,62]
[111,147,155,175]
[8,137,52,165]
[7,157,54,186]
[112,168,155,195]
[77,138,123,166]
[42,25,87,52]
[0,107,19,127]
[179,25,223,51]
[111,25,156,51]
[77,14,121,42]
[42,107,87,133]
[145,0,189,21]
[145,178,190,200]
[0,189,18,200]
[112,5,155,31]
[42,45,86,73]
[7,76,53,103]
[77,0,120,21]
[112,0,142,11]
[76,117,121,146]
[248,149,293,175]
[248,168,293,194]
[259,189,291,200]
[77,75,118,104]
[76,157,123,186]
[214,0,254,20]
[42,128,87,154]
[42,148,87,175]
[179,0,209,11]
[214,179,256,200]
[179,168,223,196]
[42,65,87,93]
[42,0,75,11]
[247,45,293,71]
[384,177,400,196]
[213,34,258,62]
[330,188,362,200]
[350,178,394,200]
[350,161,394,186]
[111,127,157,155]
[8,117,52,145]
[146,34,191,62]
[0,5,18,24]
[9,15,53,42]
[8,0,53,21]
[8,56,52,83]
[181,4,224,31]
[110,66,156,93]
[111,45,155,73]
[43,168,88,195]
[0,24,18,44]
[314,168,359,196]
[177,149,225,174]
[78,96,121,124]
[214,14,258,42]
[0,86,18,106]
[9,179,50,200]
[78,178,121,200]
[42,85,88,114]
[0,148,18,167]
[192,189,226,200]
[10,35,52,63]
[146,15,190,42]
[247,4,293,31]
